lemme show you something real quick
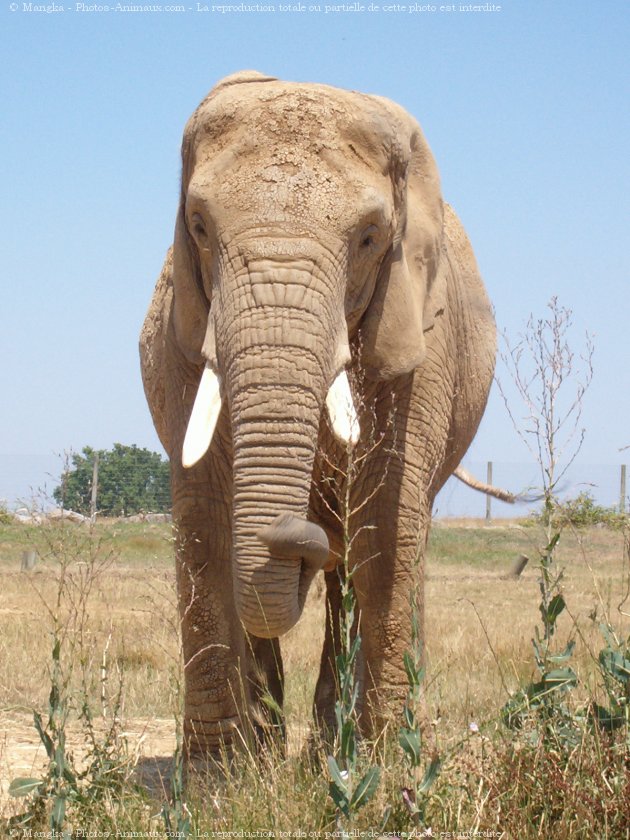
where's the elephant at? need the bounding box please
[139,70,496,760]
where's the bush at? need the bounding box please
[536,492,628,529]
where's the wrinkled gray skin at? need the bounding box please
[140,71,496,758]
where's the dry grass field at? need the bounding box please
[1,517,628,837]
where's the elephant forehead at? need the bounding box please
[186,83,400,228]
[193,83,395,175]
[191,143,392,232]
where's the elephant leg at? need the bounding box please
[348,391,433,736]
[354,497,430,734]
[173,455,250,761]
[247,635,286,745]
[313,567,342,737]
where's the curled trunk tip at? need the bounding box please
[257,512,329,570]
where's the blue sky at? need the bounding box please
[1,0,629,512]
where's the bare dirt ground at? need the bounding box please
[0,712,176,809]
[1,712,185,818]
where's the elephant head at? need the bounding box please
[161,71,448,639]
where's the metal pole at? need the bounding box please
[621,464,627,514]
[90,453,99,522]
[486,461,493,523]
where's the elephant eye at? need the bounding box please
[359,224,379,252]
[190,213,208,242]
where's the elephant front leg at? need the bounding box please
[357,528,429,735]
[174,481,250,761]
[350,466,431,737]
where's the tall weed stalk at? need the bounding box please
[325,429,382,828]
[7,513,137,834]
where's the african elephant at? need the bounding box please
[140,70,496,759]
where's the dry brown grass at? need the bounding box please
[0,564,178,718]
[1,518,627,731]
[1,518,628,834]
[425,521,629,731]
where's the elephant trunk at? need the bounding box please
[229,358,330,637]
[258,513,329,568]
[230,432,328,638]
[221,258,344,637]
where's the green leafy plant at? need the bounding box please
[9,638,72,834]
[322,422,383,828]
[161,727,192,838]
[397,597,441,827]
[502,525,585,753]
[327,555,381,824]
[540,491,628,530]
[498,299,590,747]
[590,622,630,734]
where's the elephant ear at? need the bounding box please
[140,248,174,454]
[359,108,444,381]
[171,197,209,364]
[441,201,496,387]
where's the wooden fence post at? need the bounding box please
[21,550,37,571]
[485,461,493,523]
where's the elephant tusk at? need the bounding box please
[182,364,222,468]
[326,370,360,447]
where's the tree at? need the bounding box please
[496,296,594,521]
[54,444,171,517]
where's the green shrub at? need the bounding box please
[536,491,628,529]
